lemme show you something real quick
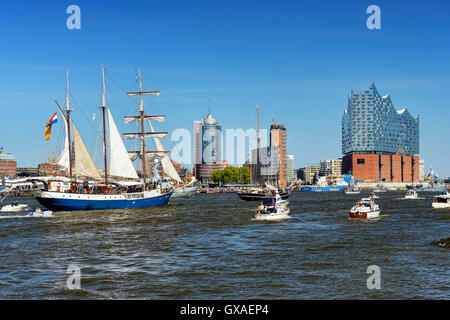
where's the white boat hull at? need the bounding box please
[254,207,290,221]
[1,204,29,212]
[432,202,450,209]
[254,212,290,221]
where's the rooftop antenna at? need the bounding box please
[208,97,211,115]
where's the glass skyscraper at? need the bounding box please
[342,83,419,156]
[341,84,420,182]
[194,113,227,182]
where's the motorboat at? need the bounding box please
[253,194,290,221]
[344,184,361,194]
[27,208,53,217]
[349,197,380,219]
[372,183,386,193]
[432,192,450,209]
[371,193,379,199]
[404,190,418,199]
[0,201,29,212]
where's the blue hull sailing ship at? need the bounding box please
[34,67,173,211]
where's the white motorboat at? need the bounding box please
[253,193,290,221]
[372,183,386,193]
[349,197,380,219]
[344,176,361,194]
[27,208,53,217]
[432,192,450,209]
[1,202,29,212]
[404,190,418,199]
[344,185,361,194]
[371,193,379,199]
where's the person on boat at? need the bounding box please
[257,201,264,215]
[36,208,42,213]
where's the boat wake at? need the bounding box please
[0,213,54,219]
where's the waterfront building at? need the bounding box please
[270,124,287,186]
[303,165,320,184]
[250,145,281,185]
[0,149,17,177]
[38,162,60,176]
[250,121,290,186]
[285,154,295,183]
[194,113,227,182]
[319,159,342,176]
[419,159,425,182]
[342,83,419,182]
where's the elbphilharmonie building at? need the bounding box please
[341,83,420,182]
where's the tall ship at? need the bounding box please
[34,67,173,211]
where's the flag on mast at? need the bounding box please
[45,112,58,141]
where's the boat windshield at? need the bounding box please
[262,197,275,206]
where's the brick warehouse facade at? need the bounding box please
[341,84,419,182]
[0,149,17,177]
[342,154,419,182]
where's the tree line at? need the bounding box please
[211,166,251,184]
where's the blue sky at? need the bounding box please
[0,0,449,176]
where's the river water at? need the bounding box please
[0,191,448,299]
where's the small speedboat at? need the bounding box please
[432,192,450,209]
[27,208,53,217]
[254,194,290,221]
[344,185,361,194]
[254,207,290,221]
[372,183,386,193]
[404,190,418,199]
[371,193,379,199]
[349,197,380,219]
[1,202,29,212]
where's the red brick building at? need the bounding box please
[0,150,17,177]
[342,153,419,182]
[38,163,60,176]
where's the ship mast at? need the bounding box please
[256,105,261,186]
[66,71,73,179]
[138,71,147,188]
[125,70,164,190]
[101,65,109,190]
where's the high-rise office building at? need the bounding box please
[270,124,287,186]
[342,84,420,182]
[194,113,227,182]
[285,154,295,183]
[251,122,289,186]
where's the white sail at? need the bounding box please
[72,123,103,181]
[56,105,70,172]
[108,108,139,179]
[147,119,181,182]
